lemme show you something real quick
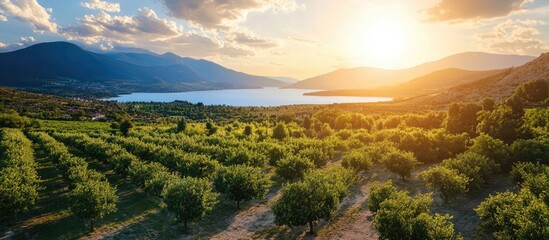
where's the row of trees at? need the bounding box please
[0,129,39,226]
[28,132,118,232]
[106,135,219,178]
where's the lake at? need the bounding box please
[107,88,392,107]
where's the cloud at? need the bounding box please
[0,36,36,52]
[0,0,57,32]
[62,8,182,44]
[161,32,255,58]
[158,0,299,29]
[427,0,532,22]
[230,31,278,49]
[477,19,548,55]
[81,0,120,13]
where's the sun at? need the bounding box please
[358,21,408,63]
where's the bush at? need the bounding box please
[442,152,498,190]
[341,149,373,173]
[373,189,459,240]
[367,181,399,213]
[510,139,549,164]
[469,134,511,170]
[276,156,314,181]
[421,166,470,203]
[476,188,549,239]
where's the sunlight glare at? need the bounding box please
[359,20,408,63]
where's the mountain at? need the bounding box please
[305,68,502,99]
[284,52,536,90]
[415,52,549,105]
[268,76,300,84]
[0,42,284,97]
[107,52,284,88]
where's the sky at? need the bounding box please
[1,0,549,79]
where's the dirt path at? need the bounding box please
[207,189,282,240]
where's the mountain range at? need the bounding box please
[305,68,503,99]
[0,42,284,97]
[285,52,536,90]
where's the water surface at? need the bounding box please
[108,88,392,107]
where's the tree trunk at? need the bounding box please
[184,220,188,234]
[90,219,95,232]
[308,221,314,234]
[237,200,240,209]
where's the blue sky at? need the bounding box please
[1,0,549,79]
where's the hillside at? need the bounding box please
[305,68,502,99]
[0,42,284,97]
[285,52,535,90]
[413,52,549,105]
[108,52,283,88]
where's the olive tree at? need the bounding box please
[68,180,118,232]
[213,165,271,209]
[164,177,218,233]
[272,172,347,233]
[276,156,314,181]
[420,165,470,203]
[382,150,419,180]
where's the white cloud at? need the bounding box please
[0,35,36,52]
[0,14,6,21]
[81,0,120,13]
[477,19,549,55]
[427,0,532,22]
[229,30,278,49]
[0,0,57,32]
[62,8,182,44]
[158,0,299,29]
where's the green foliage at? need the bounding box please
[476,189,549,240]
[276,156,314,181]
[469,134,511,170]
[243,125,253,137]
[69,180,118,232]
[213,165,271,208]
[371,183,460,240]
[442,152,498,190]
[298,147,331,167]
[205,121,217,136]
[272,122,288,140]
[164,177,218,233]
[341,149,373,173]
[382,150,418,180]
[446,102,481,135]
[510,162,547,185]
[177,118,187,133]
[0,129,39,225]
[272,167,352,233]
[367,181,399,213]
[510,138,549,164]
[421,165,470,203]
[516,79,549,103]
[0,111,31,128]
[477,105,528,144]
[119,118,133,136]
